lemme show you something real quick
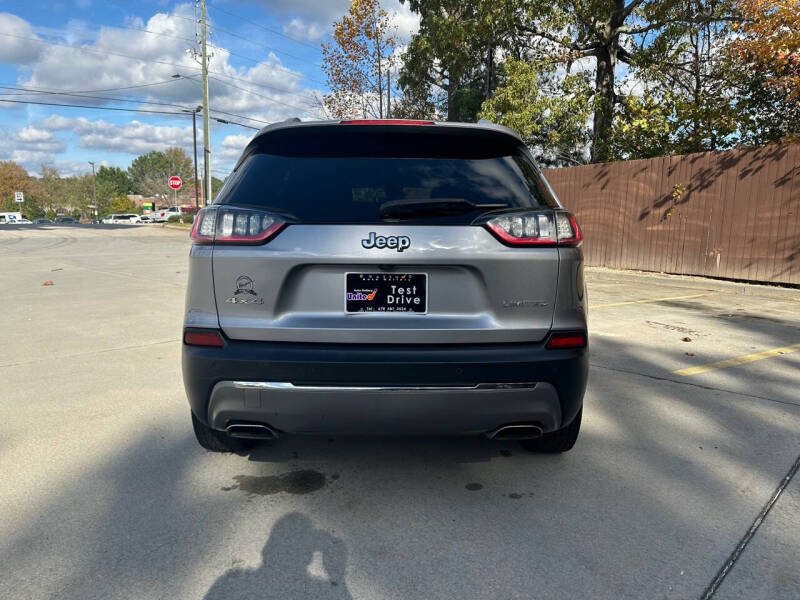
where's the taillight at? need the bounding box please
[190,206,287,245]
[546,332,587,349]
[184,329,224,347]
[485,211,582,247]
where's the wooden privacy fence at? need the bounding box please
[544,143,800,285]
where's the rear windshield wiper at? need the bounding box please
[379,198,508,219]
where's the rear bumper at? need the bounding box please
[182,337,588,436]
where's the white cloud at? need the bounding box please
[389,1,420,43]
[0,12,43,64]
[9,6,316,126]
[260,0,418,45]
[42,115,195,154]
[282,17,326,42]
[218,134,251,163]
[0,126,66,171]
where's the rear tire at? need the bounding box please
[191,411,254,453]
[520,408,581,454]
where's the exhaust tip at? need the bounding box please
[226,423,279,440]
[487,424,544,441]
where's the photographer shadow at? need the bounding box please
[204,512,352,600]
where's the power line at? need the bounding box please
[208,21,322,70]
[209,76,311,112]
[207,2,321,50]
[208,42,321,84]
[0,85,192,111]
[0,98,186,115]
[0,83,272,125]
[68,77,193,94]
[210,117,259,130]
[0,98,264,131]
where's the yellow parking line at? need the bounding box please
[589,293,712,309]
[674,343,800,376]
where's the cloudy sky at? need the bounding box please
[0,0,419,178]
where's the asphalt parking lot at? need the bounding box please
[1,224,798,600]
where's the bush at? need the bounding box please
[167,214,183,223]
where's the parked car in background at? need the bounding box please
[150,206,184,222]
[54,217,78,223]
[138,215,153,223]
[0,212,23,224]
[34,218,54,224]
[101,214,141,224]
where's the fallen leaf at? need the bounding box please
[42,280,54,286]
[685,352,695,356]
[681,337,692,342]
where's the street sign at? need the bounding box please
[168,176,183,190]
[14,191,24,203]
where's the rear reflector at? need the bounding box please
[339,119,434,125]
[184,330,224,347]
[546,333,587,349]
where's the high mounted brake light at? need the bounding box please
[339,119,435,125]
[190,206,287,245]
[485,210,583,247]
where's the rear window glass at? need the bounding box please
[215,128,557,224]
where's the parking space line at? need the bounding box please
[589,292,713,309]
[700,453,800,599]
[674,343,800,376]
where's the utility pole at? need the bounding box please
[88,161,97,220]
[183,106,201,210]
[386,71,391,119]
[200,0,212,206]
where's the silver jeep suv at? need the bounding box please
[183,119,588,453]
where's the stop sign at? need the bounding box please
[168,176,182,190]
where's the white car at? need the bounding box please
[0,212,23,224]
[101,214,141,224]
[150,206,184,222]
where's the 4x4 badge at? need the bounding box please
[226,275,263,304]
[361,232,411,252]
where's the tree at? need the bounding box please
[34,165,62,214]
[729,0,800,100]
[60,174,95,218]
[322,0,398,119]
[108,195,137,214]
[96,166,132,198]
[128,148,192,198]
[610,0,741,156]
[479,58,593,165]
[0,161,45,217]
[399,0,520,121]
[400,0,740,160]
[0,161,32,209]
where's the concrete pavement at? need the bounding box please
[0,224,798,599]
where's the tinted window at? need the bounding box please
[216,128,557,224]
